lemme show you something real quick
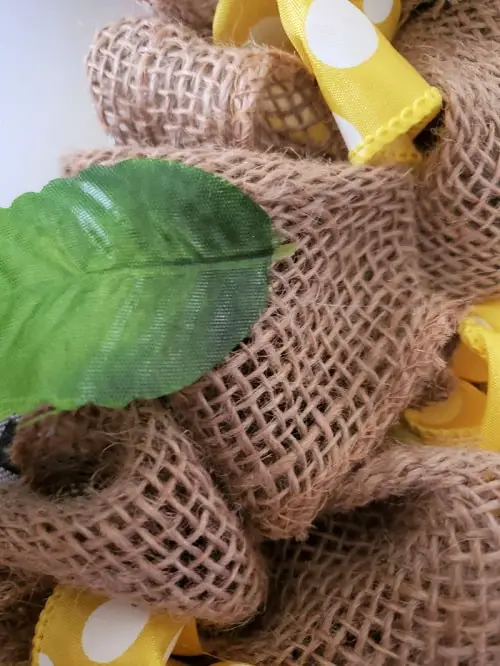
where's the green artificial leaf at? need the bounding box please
[0,159,289,419]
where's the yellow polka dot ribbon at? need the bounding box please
[213,0,442,165]
[32,586,249,666]
[404,301,500,451]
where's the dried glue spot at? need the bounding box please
[249,16,292,50]
[39,654,54,666]
[305,0,378,69]
[82,600,149,663]
[333,113,363,151]
[363,0,394,24]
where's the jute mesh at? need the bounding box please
[212,447,500,666]
[11,405,125,497]
[85,0,500,304]
[0,402,267,626]
[2,1,500,663]
[0,570,52,666]
[400,0,434,24]
[86,18,344,158]
[396,0,500,302]
[63,145,459,539]
[139,0,218,34]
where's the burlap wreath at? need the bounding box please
[1,1,499,664]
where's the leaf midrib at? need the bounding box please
[3,249,276,293]
[84,247,275,271]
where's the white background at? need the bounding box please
[0,0,148,207]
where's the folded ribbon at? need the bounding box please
[405,301,500,451]
[213,0,442,164]
[32,586,248,666]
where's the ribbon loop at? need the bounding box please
[213,0,442,164]
[405,301,500,452]
[32,586,249,666]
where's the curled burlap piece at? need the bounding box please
[0,402,267,626]
[63,145,459,539]
[0,569,52,666]
[212,446,500,666]
[86,17,343,158]
[396,0,500,302]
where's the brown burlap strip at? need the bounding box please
[0,403,267,625]
[138,0,218,34]
[63,145,460,539]
[86,18,344,158]
[396,0,500,302]
[0,570,52,666]
[212,446,500,666]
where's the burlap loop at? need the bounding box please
[396,0,500,303]
[212,447,500,666]
[63,145,459,539]
[86,17,343,158]
[0,403,267,626]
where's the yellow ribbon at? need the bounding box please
[32,586,249,666]
[405,301,500,452]
[213,0,442,164]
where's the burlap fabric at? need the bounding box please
[88,0,500,304]
[212,446,500,666]
[396,0,500,302]
[4,444,500,665]
[1,1,500,663]
[11,405,125,497]
[87,0,500,302]
[400,0,434,25]
[63,144,458,539]
[0,403,267,626]
[86,17,344,158]
[0,570,52,666]
[139,0,218,34]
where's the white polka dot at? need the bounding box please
[82,600,149,663]
[38,655,54,666]
[333,113,363,151]
[249,16,291,50]
[163,628,183,662]
[363,0,394,24]
[305,0,379,69]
